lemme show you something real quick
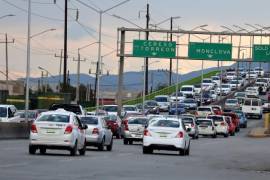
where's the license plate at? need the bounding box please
[46,129,55,134]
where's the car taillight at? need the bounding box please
[123,120,129,131]
[144,129,151,136]
[31,124,38,133]
[64,125,73,134]
[176,131,183,138]
[92,128,99,135]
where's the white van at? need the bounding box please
[0,105,19,122]
[242,98,262,119]
[180,85,195,98]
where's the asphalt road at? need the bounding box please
[0,118,269,180]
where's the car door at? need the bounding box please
[73,116,83,148]
[102,119,112,145]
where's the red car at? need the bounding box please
[104,115,122,138]
[225,116,236,136]
[212,105,223,115]
[222,112,240,132]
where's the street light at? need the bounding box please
[75,41,98,103]
[76,0,130,113]
[38,66,55,93]
[0,14,15,19]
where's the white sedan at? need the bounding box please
[143,118,191,156]
[29,109,88,156]
[196,118,217,138]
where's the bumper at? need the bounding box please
[123,131,143,140]
[85,134,102,144]
[143,137,186,149]
[216,126,228,134]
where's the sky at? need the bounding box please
[0,0,270,80]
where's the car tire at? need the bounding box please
[40,147,46,155]
[98,138,105,151]
[230,132,235,136]
[179,149,185,156]
[258,115,262,119]
[212,134,217,138]
[143,146,153,154]
[128,140,133,145]
[79,142,86,156]
[123,138,128,145]
[106,139,113,151]
[243,123,247,128]
[29,145,36,155]
[185,143,190,156]
[70,141,78,156]
[224,133,229,138]
[235,127,240,132]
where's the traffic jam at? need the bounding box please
[23,67,270,156]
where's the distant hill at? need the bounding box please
[23,62,269,92]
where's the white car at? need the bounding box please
[247,71,258,79]
[233,77,244,86]
[29,109,88,156]
[196,118,217,138]
[180,85,195,98]
[80,115,113,151]
[245,87,259,98]
[102,105,118,116]
[226,72,236,81]
[194,84,201,95]
[202,78,215,90]
[224,99,240,110]
[123,105,139,114]
[219,84,232,95]
[228,80,241,90]
[207,115,229,137]
[154,95,170,112]
[254,67,264,77]
[143,117,191,156]
[0,105,20,122]
[170,92,186,102]
[196,106,214,118]
[181,114,199,139]
[242,98,263,119]
[211,76,221,86]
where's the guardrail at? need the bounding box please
[0,122,31,140]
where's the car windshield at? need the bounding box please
[231,81,239,84]
[103,115,117,122]
[212,77,220,80]
[103,106,117,112]
[181,87,193,91]
[194,84,201,88]
[208,116,224,122]
[123,106,136,111]
[171,103,185,108]
[222,85,230,88]
[197,120,212,126]
[151,120,180,128]
[256,79,267,83]
[80,116,98,125]
[145,101,158,106]
[226,99,238,104]
[155,97,168,102]
[37,114,70,123]
[183,99,196,103]
[235,92,245,97]
[49,104,82,115]
[0,107,7,118]
[198,108,211,112]
[128,118,148,125]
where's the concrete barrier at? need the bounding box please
[0,122,31,140]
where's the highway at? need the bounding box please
[0,119,269,180]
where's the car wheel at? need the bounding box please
[123,138,128,145]
[70,141,78,156]
[40,147,46,155]
[29,145,36,155]
[106,138,113,151]
[79,141,86,156]
[179,149,185,156]
[224,133,229,138]
[235,127,240,132]
[128,140,133,145]
[243,123,247,128]
[230,131,235,136]
[143,146,153,154]
[98,138,105,151]
[212,134,217,138]
[258,115,262,119]
[185,143,190,156]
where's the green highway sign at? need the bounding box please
[188,42,232,61]
[253,45,270,62]
[132,40,176,58]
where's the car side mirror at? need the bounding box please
[83,124,88,130]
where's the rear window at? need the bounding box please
[197,120,212,126]
[182,117,193,124]
[181,87,193,91]
[80,116,98,125]
[103,115,117,122]
[244,100,251,106]
[37,114,70,123]
[103,106,117,112]
[155,97,168,102]
[226,99,238,104]
[208,116,224,122]
[151,120,180,128]
[128,118,148,125]
[198,107,211,112]
[252,100,259,106]
[49,105,82,115]
[203,79,212,83]
[123,106,136,111]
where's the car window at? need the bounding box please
[49,104,82,115]
[155,97,168,102]
[128,118,148,125]
[37,114,70,123]
[197,120,212,126]
[226,99,238,104]
[123,107,136,111]
[103,115,117,121]
[244,100,251,106]
[208,116,224,122]
[150,120,180,128]
[182,117,193,124]
[80,116,98,125]
[198,108,211,112]
[252,100,259,106]
[181,87,193,91]
[0,107,7,118]
[103,106,117,112]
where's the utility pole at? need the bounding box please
[55,50,63,92]
[63,0,68,92]
[169,17,173,86]
[0,33,15,92]
[74,54,86,104]
[145,3,150,95]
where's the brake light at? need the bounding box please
[144,129,151,136]
[31,124,38,133]
[64,125,73,134]
[92,128,99,135]
[176,131,184,138]
[123,120,129,131]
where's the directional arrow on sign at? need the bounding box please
[208,54,213,58]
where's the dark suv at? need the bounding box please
[49,104,85,115]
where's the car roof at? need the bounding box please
[40,109,75,116]
[181,85,194,88]
[155,95,169,98]
[197,118,213,121]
